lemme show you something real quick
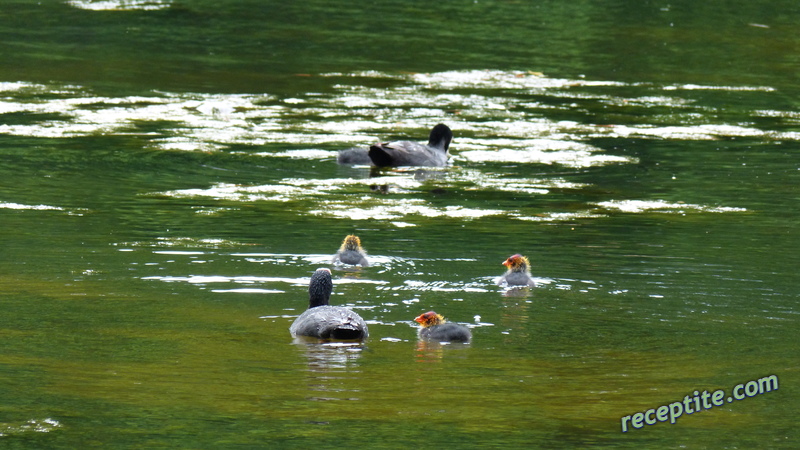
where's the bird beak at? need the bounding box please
[414,315,425,324]
[502,259,511,268]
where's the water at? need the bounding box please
[1,0,798,448]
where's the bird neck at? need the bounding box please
[308,291,331,308]
[308,271,333,308]
[431,136,451,152]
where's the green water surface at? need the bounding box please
[1,0,798,448]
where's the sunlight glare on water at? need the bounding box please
[1,1,797,448]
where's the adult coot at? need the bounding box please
[497,254,536,287]
[332,235,369,266]
[369,123,453,167]
[337,124,453,166]
[290,268,369,340]
[414,311,472,343]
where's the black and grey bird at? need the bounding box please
[414,311,471,343]
[331,235,369,266]
[337,124,453,167]
[290,268,369,340]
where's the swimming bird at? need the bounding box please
[337,124,453,166]
[290,268,369,340]
[332,234,369,266]
[369,123,453,167]
[497,254,536,287]
[414,311,472,343]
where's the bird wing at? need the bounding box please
[369,141,437,166]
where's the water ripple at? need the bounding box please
[0,71,785,153]
[0,418,62,436]
[66,0,172,11]
[596,200,747,214]
[2,71,759,224]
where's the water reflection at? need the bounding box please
[500,286,536,298]
[0,71,787,150]
[0,72,755,233]
[292,339,364,402]
[0,418,62,436]
[2,0,797,446]
[0,201,85,215]
[414,340,470,363]
[67,0,172,11]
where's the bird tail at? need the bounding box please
[368,145,393,167]
[330,324,366,340]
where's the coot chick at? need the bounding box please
[414,311,472,343]
[368,124,453,167]
[332,234,369,266]
[497,254,536,287]
[290,268,369,340]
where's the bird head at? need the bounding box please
[308,268,333,308]
[502,254,530,272]
[341,235,363,252]
[414,311,445,327]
